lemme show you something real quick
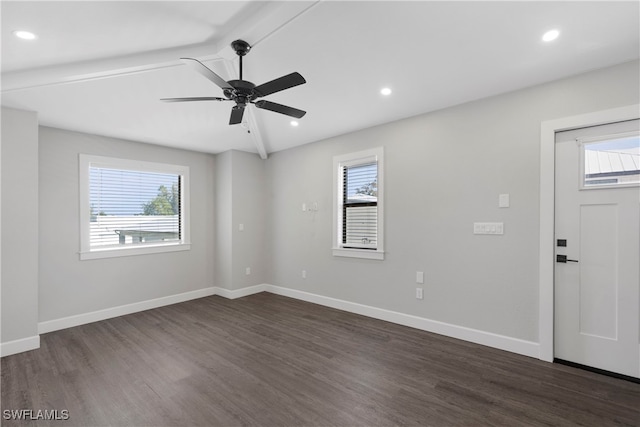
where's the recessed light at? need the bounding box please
[290,121,299,127]
[380,87,392,96]
[13,30,37,40]
[542,29,559,42]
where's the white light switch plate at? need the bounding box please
[474,222,504,235]
[499,193,510,208]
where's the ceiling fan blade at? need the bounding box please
[161,97,228,102]
[229,105,245,125]
[254,100,306,119]
[254,72,306,98]
[180,58,233,91]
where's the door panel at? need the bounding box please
[579,204,617,339]
[554,119,639,378]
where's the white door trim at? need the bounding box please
[539,104,640,362]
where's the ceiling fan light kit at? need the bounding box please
[162,39,307,125]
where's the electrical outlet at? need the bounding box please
[245,267,251,275]
[416,271,424,284]
[416,287,423,300]
[302,270,307,279]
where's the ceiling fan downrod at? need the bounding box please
[231,39,251,81]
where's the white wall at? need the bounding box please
[38,127,216,323]
[266,60,640,344]
[1,108,39,355]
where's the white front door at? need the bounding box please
[554,119,640,379]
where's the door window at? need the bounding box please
[580,132,640,189]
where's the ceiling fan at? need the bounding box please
[162,39,307,125]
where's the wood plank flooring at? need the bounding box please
[2,293,639,426]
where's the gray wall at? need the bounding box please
[216,150,267,290]
[1,108,39,343]
[266,60,640,343]
[1,60,637,355]
[215,151,233,289]
[231,150,267,289]
[38,127,216,322]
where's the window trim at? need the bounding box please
[333,147,384,260]
[79,154,191,260]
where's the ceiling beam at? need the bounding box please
[1,2,319,93]
[216,1,321,60]
[1,1,318,160]
[246,107,268,160]
[1,42,225,93]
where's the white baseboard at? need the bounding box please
[29,283,538,361]
[0,335,40,357]
[38,287,216,334]
[264,284,540,359]
[37,284,267,337]
[213,284,266,299]
[37,285,267,336]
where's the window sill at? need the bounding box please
[80,243,191,260]
[332,247,384,260]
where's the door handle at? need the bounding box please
[556,255,579,263]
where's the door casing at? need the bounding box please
[538,104,640,362]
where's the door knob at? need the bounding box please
[556,254,579,263]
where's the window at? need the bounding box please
[333,147,384,260]
[580,131,640,189]
[79,155,190,260]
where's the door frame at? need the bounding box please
[538,104,640,362]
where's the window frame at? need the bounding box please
[79,154,191,260]
[333,147,384,260]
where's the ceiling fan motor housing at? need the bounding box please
[226,80,256,106]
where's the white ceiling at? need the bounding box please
[2,1,639,157]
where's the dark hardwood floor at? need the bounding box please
[2,293,639,426]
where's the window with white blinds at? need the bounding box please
[333,148,384,260]
[79,155,190,260]
[343,162,378,248]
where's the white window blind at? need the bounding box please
[79,155,190,260]
[343,162,378,248]
[89,168,181,248]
